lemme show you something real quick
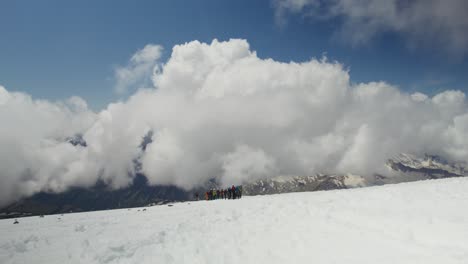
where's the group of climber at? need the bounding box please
[204,185,242,200]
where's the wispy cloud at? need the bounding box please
[273,0,468,56]
[114,44,163,94]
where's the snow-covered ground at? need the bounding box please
[1,178,468,264]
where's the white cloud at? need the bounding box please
[1,38,468,206]
[273,0,468,55]
[114,44,163,94]
[221,145,277,187]
[411,92,428,102]
[0,86,97,205]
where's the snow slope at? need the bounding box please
[1,178,468,264]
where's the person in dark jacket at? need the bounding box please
[231,185,236,199]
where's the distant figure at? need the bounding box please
[200,186,243,201]
[13,219,19,224]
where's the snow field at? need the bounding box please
[1,177,468,263]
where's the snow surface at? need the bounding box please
[2,178,468,264]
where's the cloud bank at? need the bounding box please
[1,38,468,206]
[273,0,468,55]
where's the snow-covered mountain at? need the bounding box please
[244,153,468,196]
[243,174,367,195]
[386,153,467,178]
[2,177,468,264]
[3,152,467,217]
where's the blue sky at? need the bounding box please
[1,0,467,110]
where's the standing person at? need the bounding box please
[232,185,236,199]
[195,192,199,200]
[238,186,242,198]
[212,189,217,200]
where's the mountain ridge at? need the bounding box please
[2,153,467,218]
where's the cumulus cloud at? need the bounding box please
[1,38,468,206]
[221,145,277,186]
[273,0,468,55]
[114,44,163,94]
[0,86,97,205]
